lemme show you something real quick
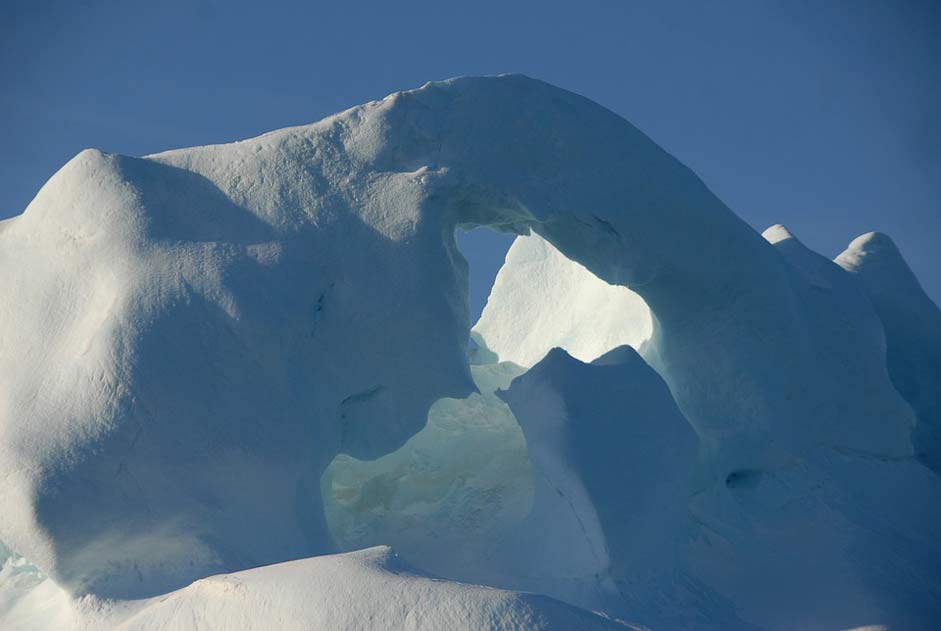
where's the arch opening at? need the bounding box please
[320,225,655,580]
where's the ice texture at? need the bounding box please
[473,234,652,367]
[836,231,941,475]
[0,74,940,630]
[87,547,629,631]
[2,73,774,599]
[496,346,707,627]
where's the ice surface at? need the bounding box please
[0,544,72,631]
[1,74,940,629]
[81,547,628,631]
[836,232,941,475]
[1,73,770,599]
[473,234,652,367]
[495,346,707,627]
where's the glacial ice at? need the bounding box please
[472,233,652,367]
[1,74,940,629]
[495,346,704,626]
[3,73,760,600]
[836,232,941,475]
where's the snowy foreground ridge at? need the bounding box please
[1,75,940,630]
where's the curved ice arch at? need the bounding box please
[0,74,915,600]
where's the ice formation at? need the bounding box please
[496,346,702,625]
[836,232,941,475]
[97,547,627,631]
[1,72,758,600]
[0,544,72,631]
[1,74,940,629]
[322,361,533,581]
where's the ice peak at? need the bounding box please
[761,223,797,244]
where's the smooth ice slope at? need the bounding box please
[0,545,629,631]
[105,547,628,631]
[836,232,941,475]
[473,234,652,367]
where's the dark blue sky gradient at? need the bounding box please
[2,0,938,318]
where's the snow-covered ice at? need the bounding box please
[104,547,629,631]
[473,234,652,367]
[836,231,941,475]
[495,346,704,627]
[1,74,940,630]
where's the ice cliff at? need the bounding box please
[1,74,940,630]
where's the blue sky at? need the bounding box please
[2,0,938,317]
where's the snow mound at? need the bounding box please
[836,232,941,475]
[473,234,652,367]
[0,544,72,631]
[109,547,628,631]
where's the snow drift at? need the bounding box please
[108,547,628,631]
[1,74,940,629]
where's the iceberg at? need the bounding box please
[1,74,939,629]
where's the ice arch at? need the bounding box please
[0,74,915,600]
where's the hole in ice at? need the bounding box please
[321,226,531,578]
[320,226,653,579]
[321,362,534,576]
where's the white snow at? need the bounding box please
[98,547,629,631]
[2,73,754,600]
[473,234,652,367]
[1,74,940,630]
[0,544,72,631]
[836,232,941,475]
[494,346,705,627]
[0,545,631,631]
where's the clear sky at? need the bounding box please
[2,0,939,319]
